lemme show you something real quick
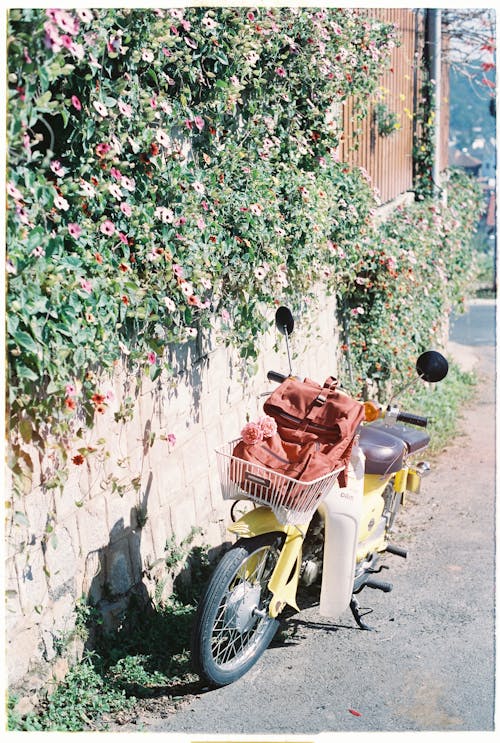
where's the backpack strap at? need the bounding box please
[316,376,338,405]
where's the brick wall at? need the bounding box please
[6,295,340,703]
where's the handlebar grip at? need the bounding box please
[396,411,428,428]
[267,370,287,384]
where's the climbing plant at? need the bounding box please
[6,7,481,491]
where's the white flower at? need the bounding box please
[80,181,96,198]
[155,206,175,223]
[54,195,69,211]
[156,129,171,148]
[93,101,108,117]
[109,183,123,199]
[121,176,135,192]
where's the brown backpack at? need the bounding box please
[263,376,365,488]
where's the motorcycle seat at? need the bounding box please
[359,425,406,475]
[369,421,430,453]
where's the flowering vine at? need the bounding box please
[6,7,481,492]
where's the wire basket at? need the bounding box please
[216,439,344,526]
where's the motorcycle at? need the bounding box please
[191,306,448,687]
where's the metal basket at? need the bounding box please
[216,439,344,526]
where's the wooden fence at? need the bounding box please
[340,8,449,204]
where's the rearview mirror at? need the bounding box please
[275,306,295,336]
[416,351,449,383]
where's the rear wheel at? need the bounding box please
[191,532,284,686]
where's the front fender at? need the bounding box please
[228,507,309,617]
[318,444,365,618]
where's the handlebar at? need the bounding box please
[396,411,428,428]
[267,370,288,384]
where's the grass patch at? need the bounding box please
[8,544,214,732]
[399,360,477,454]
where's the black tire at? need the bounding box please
[191,532,285,687]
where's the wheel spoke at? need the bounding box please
[209,544,277,666]
[194,533,284,685]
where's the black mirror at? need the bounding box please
[416,350,448,383]
[275,306,294,336]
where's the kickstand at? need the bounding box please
[349,595,375,631]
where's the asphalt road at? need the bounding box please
[131,301,496,738]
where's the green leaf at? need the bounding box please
[19,418,33,444]
[16,364,39,382]
[13,331,38,354]
[35,90,53,110]
[74,346,86,367]
[14,511,29,527]
[150,364,161,382]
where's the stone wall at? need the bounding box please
[5,296,340,705]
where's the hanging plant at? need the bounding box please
[373,101,400,137]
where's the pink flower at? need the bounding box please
[100,220,115,236]
[118,232,128,244]
[184,36,198,49]
[60,34,73,49]
[166,433,177,446]
[65,383,77,396]
[120,202,132,217]
[276,66,287,78]
[258,415,278,439]
[7,182,22,200]
[196,217,206,230]
[172,264,184,278]
[194,116,205,131]
[95,142,111,157]
[110,167,122,179]
[221,308,230,323]
[163,296,176,312]
[80,278,92,293]
[147,351,157,364]
[241,421,264,446]
[192,181,205,194]
[68,223,82,238]
[71,94,82,111]
[53,9,79,35]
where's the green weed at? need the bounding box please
[8,541,213,732]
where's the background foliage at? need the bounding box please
[7,7,481,488]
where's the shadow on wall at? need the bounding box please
[85,472,154,646]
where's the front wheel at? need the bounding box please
[191,532,285,687]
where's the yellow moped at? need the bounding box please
[192,307,448,687]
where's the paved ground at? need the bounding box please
[116,300,497,739]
